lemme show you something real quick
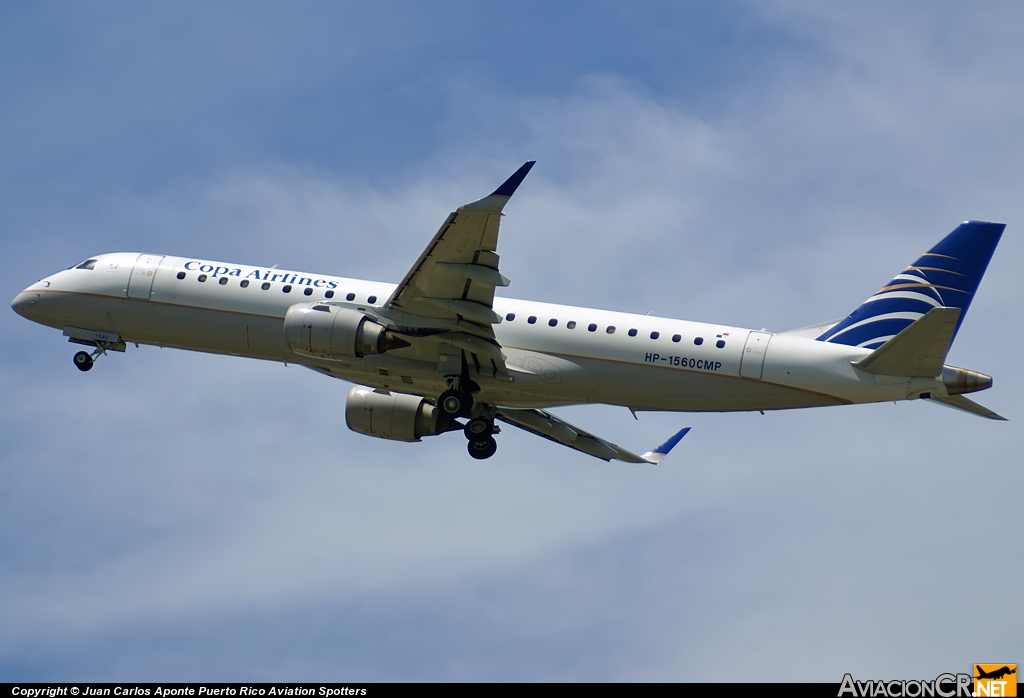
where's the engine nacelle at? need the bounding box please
[284,303,409,360]
[345,385,457,442]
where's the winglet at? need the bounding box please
[491,161,535,198]
[642,426,691,465]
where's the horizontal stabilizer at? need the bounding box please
[854,307,960,377]
[926,395,1007,421]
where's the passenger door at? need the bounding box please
[127,254,164,300]
[739,331,771,379]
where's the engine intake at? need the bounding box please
[284,303,409,360]
[345,385,458,442]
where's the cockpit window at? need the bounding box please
[74,259,98,270]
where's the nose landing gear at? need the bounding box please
[71,340,118,372]
[73,351,94,372]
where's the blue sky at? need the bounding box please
[1,1,1021,681]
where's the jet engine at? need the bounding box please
[284,303,409,360]
[345,385,459,442]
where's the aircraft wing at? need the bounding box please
[384,162,534,336]
[496,406,690,464]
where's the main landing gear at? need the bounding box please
[438,387,473,418]
[467,434,498,460]
[464,416,497,459]
[464,416,497,460]
[437,385,499,460]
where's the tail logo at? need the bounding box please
[823,260,963,349]
[818,222,1004,349]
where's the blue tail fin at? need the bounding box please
[817,221,1004,349]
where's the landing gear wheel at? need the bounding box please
[464,417,493,441]
[439,388,472,418]
[467,436,498,460]
[73,351,94,372]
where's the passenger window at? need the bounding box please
[527,316,537,324]
[506,313,515,321]
[75,259,98,270]
[716,339,726,348]
[672,334,681,343]
[694,337,703,345]
[240,280,249,288]
[304,287,313,296]
[325,290,335,298]
[218,277,228,285]
[176,271,186,280]
[650,331,659,340]
[261,282,271,290]
[567,321,577,329]
[606,326,615,334]
[346,292,355,301]
[628,328,637,337]
[588,323,597,332]
[368,295,377,304]
[198,274,207,282]
[548,318,558,327]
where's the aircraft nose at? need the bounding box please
[11,290,39,318]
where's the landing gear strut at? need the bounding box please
[441,357,495,458]
[73,351,94,372]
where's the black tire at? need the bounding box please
[464,417,493,441]
[467,436,498,460]
[73,351,94,372]
[439,388,471,418]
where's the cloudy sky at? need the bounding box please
[1,1,1021,682]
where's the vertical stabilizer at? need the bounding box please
[818,221,1004,349]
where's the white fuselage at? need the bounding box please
[12,252,950,412]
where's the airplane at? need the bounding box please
[10,161,1006,463]
[975,666,1016,681]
